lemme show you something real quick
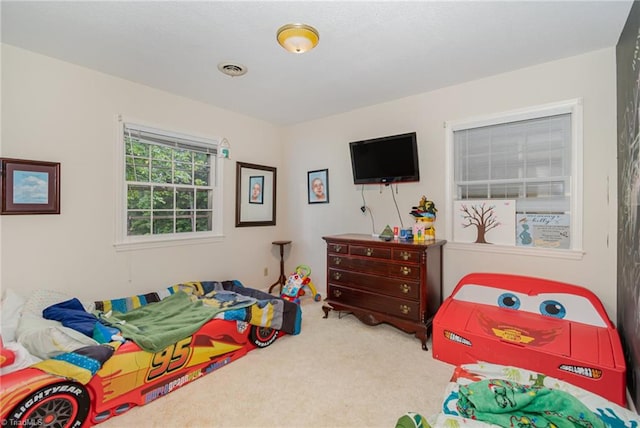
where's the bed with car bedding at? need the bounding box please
[0,280,301,427]
[396,272,639,428]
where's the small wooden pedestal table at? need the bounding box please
[268,240,292,294]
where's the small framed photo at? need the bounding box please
[0,158,60,215]
[235,162,276,227]
[308,169,329,204]
[248,175,264,204]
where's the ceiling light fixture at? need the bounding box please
[276,23,319,54]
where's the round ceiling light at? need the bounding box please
[276,23,319,54]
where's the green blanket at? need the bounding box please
[99,290,255,353]
[457,379,605,428]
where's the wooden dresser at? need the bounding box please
[322,233,445,350]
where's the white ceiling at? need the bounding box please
[1,1,633,126]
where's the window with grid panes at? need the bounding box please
[122,123,220,240]
[446,99,582,252]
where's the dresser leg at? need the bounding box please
[322,304,332,318]
[417,330,429,351]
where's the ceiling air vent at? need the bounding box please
[217,62,247,77]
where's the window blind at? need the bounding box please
[124,124,217,155]
[454,113,571,213]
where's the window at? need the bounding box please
[115,120,223,249]
[445,99,583,256]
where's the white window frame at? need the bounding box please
[114,116,225,251]
[444,99,584,260]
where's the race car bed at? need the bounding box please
[432,272,627,407]
[0,280,301,427]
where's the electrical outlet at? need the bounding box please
[263,267,269,276]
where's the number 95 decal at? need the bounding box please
[147,337,192,381]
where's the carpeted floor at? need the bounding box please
[97,300,455,427]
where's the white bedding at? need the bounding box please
[0,340,41,375]
[1,287,97,366]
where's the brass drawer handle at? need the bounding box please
[400,266,412,276]
[333,289,342,298]
[333,272,342,280]
[333,257,342,266]
[400,283,411,294]
[334,244,343,252]
[400,304,411,315]
[399,251,411,261]
[365,248,373,256]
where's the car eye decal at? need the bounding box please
[539,300,566,319]
[498,293,521,310]
[454,284,607,327]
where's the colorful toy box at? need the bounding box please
[432,273,627,406]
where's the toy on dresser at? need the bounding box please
[409,195,437,241]
[281,265,321,304]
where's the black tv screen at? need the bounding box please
[349,132,420,184]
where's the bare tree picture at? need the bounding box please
[459,202,502,244]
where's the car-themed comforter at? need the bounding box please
[34,280,300,378]
[94,280,301,337]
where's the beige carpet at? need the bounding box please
[97,301,455,427]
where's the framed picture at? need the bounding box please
[236,162,276,227]
[0,158,60,215]
[307,169,329,204]
[248,175,264,204]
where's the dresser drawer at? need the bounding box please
[328,242,349,254]
[328,256,420,280]
[328,268,420,300]
[393,248,422,263]
[328,285,421,322]
[350,245,391,260]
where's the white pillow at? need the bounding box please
[22,289,95,316]
[22,289,75,317]
[1,288,26,342]
[16,313,98,360]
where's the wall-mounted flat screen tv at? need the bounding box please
[349,132,420,184]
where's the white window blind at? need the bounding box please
[124,125,218,156]
[454,113,571,214]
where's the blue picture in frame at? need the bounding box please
[249,175,264,204]
[1,158,60,215]
[308,169,329,204]
[13,170,49,204]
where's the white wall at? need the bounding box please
[1,44,288,302]
[1,45,619,321]
[282,48,619,320]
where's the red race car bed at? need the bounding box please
[432,273,627,406]
[1,280,301,427]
